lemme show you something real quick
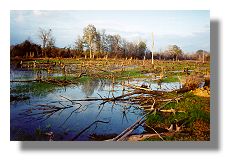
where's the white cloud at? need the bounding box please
[32,10,47,16]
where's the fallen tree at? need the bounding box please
[111,95,183,141]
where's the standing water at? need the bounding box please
[10,69,181,141]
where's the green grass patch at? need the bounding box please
[11,75,92,97]
[78,76,91,83]
[53,75,78,81]
[161,102,177,110]
[11,82,57,96]
[145,91,210,128]
[161,76,179,83]
[146,112,165,124]
[114,68,148,79]
[98,68,147,79]
[121,70,143,77]
[169,92,210,124]
[53,75,91,83]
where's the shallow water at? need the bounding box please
[10,69,181,141]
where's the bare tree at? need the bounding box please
[99,30,109,58]
[38,28,55,57]
[138,41,147,59]
[196,50,209,62]
[75,35,84,58]
[167,45,183,61]
[94,31,101,58]
[83,24,97,59]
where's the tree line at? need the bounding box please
[10,24,210,61]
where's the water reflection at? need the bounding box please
[80,79,112,97]
[10,69,181,141]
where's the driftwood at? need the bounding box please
[124,83,152,91]
[112,116,146,141]
[112,95,183,141]
[128,134,162,141]
[124,83,165,95]
[144,124,164,141]
[159,109,185,114]
[71,120,110,141]
[68,92,136,102]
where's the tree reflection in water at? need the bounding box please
[80,79,112,97]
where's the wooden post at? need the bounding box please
[203,50,205,63]
[151,32,154,65]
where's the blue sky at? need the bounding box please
[10,10,210,53]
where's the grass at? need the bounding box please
[119,69,144,78]
[53,75,91,83]
[78,76,91,83]
[11,75,92,97]
[161,76,179,83]
[146,112,165,124]
[97,68,147,80]
[145,91,210,140]
[11,82,57,96]
[53,75,78,81]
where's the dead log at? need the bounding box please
[127,134,162,141]
[112,95,183,141]
[112,116,145,141]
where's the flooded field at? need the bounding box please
[9,11,210,142]
[10,68,182,141]
[10,59,210,141]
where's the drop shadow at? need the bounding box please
[20,20,220,151]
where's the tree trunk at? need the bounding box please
[89,46,92,59]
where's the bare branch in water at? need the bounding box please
[71,120,110,141]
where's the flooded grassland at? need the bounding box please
[10,58,210,141]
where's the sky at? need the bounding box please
[10,10,210,53]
